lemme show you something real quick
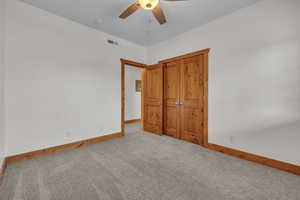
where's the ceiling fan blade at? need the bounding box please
[119,2,140,19]
[152,5,166,25]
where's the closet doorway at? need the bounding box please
[160,49,210,147]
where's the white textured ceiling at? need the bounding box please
[21,0,261,46]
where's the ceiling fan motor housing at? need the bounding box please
[138,0,160,10]
[120,0,169,25]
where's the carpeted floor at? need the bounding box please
[1,122,300,200]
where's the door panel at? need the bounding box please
[144,103,162,134]
[143,65,163,134]
[164,62,181,138]
[180,107,203,144]
[180,55,204,145]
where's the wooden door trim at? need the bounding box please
[158,48,210,64]
[203,53,209,147]
[159,49,210,147]
[121,59,148,68]
[121,59,147,135]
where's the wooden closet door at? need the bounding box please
[164,62,181,138]
[143,64,163,135]
[180,55,204,145]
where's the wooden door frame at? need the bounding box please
[158,48,210,147]
[120,59,147,136]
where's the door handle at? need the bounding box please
[175,102,180,105]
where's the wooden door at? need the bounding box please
[180,55,204,145]
[163,62,181,138]
[143,64,163,135]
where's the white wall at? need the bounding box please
[125,67,141,121]
[4,0,147,156]
[148,0,300,165]
[0,0,5,164]
[2,0,300,166]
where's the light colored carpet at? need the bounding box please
[0,122,300,200]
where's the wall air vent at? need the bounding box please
[107,39,119,45]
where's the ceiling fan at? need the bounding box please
[119,0,187,25]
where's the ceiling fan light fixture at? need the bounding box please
[138,0,159,10]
